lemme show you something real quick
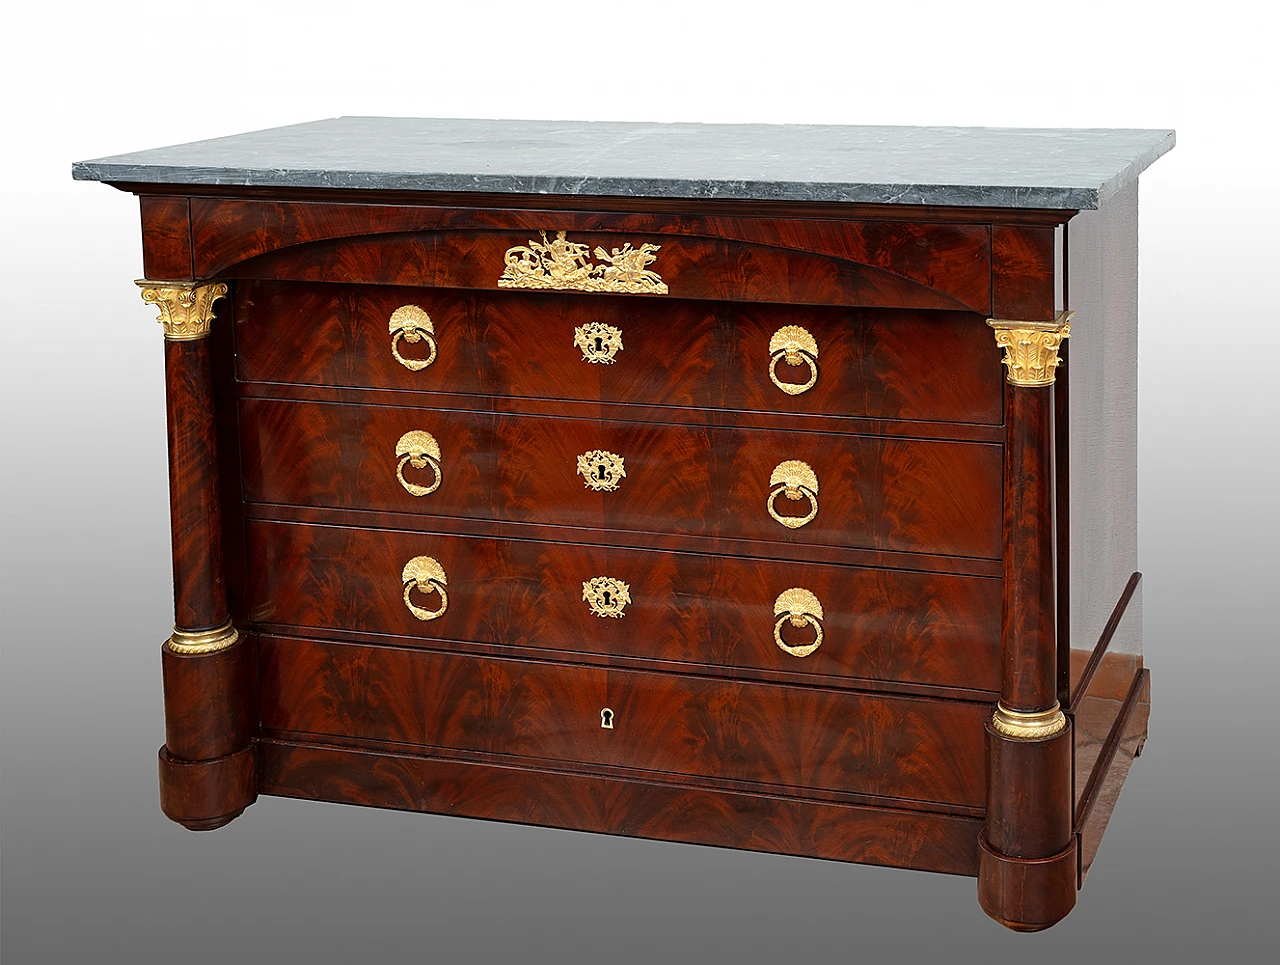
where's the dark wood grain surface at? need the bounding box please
[985,721,1074,858]
[244,519,1001,692]
[164,337,228,631]
[139,195,193,280]
[120,180,1131,935]
[113,170,1150,932]
[991,225,1056,322]
[1055,338,1071,704]
[240,382,1005,444]
[258,738,984,875]
[1000,385,1059,712]
[234,281,1003,426]
[238,397,1002,559]
[244,500,1004,579]
[159,744,256,831]
[210,300,251,631]
[193,201,992,312]
[978,241,1081,932]
[258,634,988,807]
[156,312,261,830]
[161,638,256,761]
[977,835,1077,932]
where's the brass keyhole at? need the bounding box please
[600,708,615,729]
[573,323,623,364]
[597,464,608,480]
[583,576,630,618]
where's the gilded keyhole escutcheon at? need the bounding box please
[768,325,819,395]
[583,577,631,618]
[767,459,819,529]
[577,449,626,492]
[600,708,615,729]
[773,587,824,657]
[401,556,449,621]
[389,305,438,371]
[573,322,623,364]
[395,430,442,496]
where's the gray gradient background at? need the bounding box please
[3,3,1277,962]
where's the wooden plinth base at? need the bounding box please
[158,744,256,831]
[977,835,1077,931]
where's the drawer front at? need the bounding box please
[245,520,1001,692]
[260,635,988,808]
[198,205,992,313]
[233,281,1002,426]
[241,399,1002,559]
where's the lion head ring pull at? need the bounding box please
[773,587,824,658]
[768,325,819,395]
[389,305,438,371]
[395,430,442,496]
[401,556,448,622]
[767,460,819,529]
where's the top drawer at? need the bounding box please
[192,201,992,313]
[233,281,1003,426]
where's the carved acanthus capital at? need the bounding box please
[987,311,1074,386]
[137,280,229,341]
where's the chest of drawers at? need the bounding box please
[74,118,1172,931]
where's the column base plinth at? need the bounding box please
[158,743,256,831]
[977,834,1077,932]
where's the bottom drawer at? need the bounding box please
[259,740,985,876]
[260,635,988,809]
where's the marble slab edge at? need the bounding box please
[70,127,1175,211]
[68,166,1130,210]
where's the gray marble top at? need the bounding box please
[73,117,1174,210]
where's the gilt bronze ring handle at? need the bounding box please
[768,325,819,395]
[773,587,824,657]
[402,556,448,621]
[389,305,438,371]
[767,460,819,529]
[395,430,442,496]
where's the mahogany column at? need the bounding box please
[978,311,1076,930]
[139,281,257,831]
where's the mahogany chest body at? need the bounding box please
[74,119,1172,931]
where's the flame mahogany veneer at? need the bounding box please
[92,149,1159,929]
